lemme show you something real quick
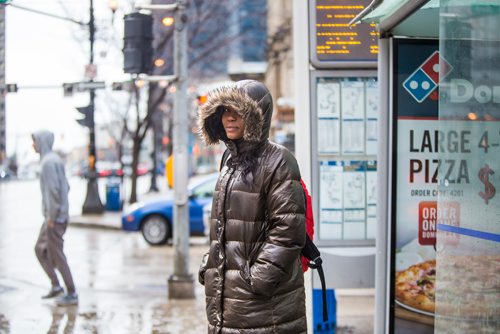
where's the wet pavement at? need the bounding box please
[1,231,210,334]
[0,177,209,333]
[0,177,374,333]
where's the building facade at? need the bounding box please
[265,0,295,151]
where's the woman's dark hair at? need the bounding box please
[205,107,227,143]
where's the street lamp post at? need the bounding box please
[135,0,194,299]
[136,0,194,299]
[81,0,104,214]
[168,0,194,299]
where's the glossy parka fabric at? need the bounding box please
[198,80,307,334]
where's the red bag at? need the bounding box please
[299,180,328,321]
[300,179,315,272]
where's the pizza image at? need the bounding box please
[395,259,436,313]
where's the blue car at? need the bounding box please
[122,173,218,245]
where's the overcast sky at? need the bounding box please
[5,0,134,164]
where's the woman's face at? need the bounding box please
[221,107,245,140]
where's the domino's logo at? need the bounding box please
[403,51,452,103]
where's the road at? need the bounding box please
[0,177,209,334]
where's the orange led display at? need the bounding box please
[314,0,378,64]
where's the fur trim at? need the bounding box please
[197,86,264,145]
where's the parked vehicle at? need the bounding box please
[121,173,218,245]
[203,202,212,238]
[77,161,150,179]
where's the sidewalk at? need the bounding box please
[67,188,375,333]
[70,211,122,229]
[69,213,376,333]
[69,174,217,230]
[69,187,169,230]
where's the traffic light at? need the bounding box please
[63,83,75,97]
[123,12,153,75]
[76,105,93,128]
[0,84,17,94]
[5,84,17,93]
[112,81,133,91]
[112,82,124,90]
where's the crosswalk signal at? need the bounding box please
[76,105,93,128]
[123,12,154,75]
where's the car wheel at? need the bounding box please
[141,215,170,245]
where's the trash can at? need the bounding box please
[105,179,121,211]
[313,288,336,333]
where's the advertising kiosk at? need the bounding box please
[295,0,499,333]
[357,0,500,333]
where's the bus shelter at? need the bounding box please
[356,0,500,333]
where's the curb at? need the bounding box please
[70,221,121,230]
[69,213,122,230]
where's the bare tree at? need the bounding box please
[124,0,267,204]
[100,92,134,179]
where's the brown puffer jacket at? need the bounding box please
[198,80,307,334]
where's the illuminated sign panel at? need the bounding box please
[310,0,378,68]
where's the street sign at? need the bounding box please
[77,81,105,91]
[62,81,106,96]
[85,64,98,80]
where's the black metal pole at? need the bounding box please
[82,0,104,214]
[149,109,160,192]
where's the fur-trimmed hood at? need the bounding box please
[197,80,273,154]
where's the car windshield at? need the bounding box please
[191,177,217,199]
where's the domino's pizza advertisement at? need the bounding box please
[392,39,441,323]
[396,120,464,254]
[392,38,500,327]
[394,40,439,119]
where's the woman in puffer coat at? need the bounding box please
[197,80,307,334]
